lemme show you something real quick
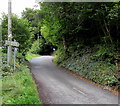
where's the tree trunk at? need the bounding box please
[100,21,107,44]
[103,20,113,43]
[62,36,67,53]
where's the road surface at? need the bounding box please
[30,56,119,104]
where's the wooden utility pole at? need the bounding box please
[7,0,12,65]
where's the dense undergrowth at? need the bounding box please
[1,51,41,104]
[54,44,120,90]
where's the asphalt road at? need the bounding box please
[30,56,119,104]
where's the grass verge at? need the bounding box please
[2,64,41,104]
[25,53,40,61]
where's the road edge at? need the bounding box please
[53,61,120,96]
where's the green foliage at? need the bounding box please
[29,38,54,55]
[54,47,68,65]
[41,17,62,46]
[1,65,14,77]
[40,2,119,89]
[2,14,32,55]
[22,8,43,41]
[92,44,120,62]
[29,40,40,54]
[25,53,40,61]
[2,52,7,64]
[2,67,41,104]
[55,45,119,89]
[2,52,41,104]
[40,2,119,49]
[1,3,119,101]
[22,8,55,55]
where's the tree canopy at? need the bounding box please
[40,2,120,53]
[2,14,32,54]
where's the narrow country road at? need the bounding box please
[30,56,119,104]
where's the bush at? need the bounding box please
[54,47,68,65]
[55,45,119,89]
[29,38,54,55]
[1,65,14,77]
[29,40,40,54]
[2,53,7,64]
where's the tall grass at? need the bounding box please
[2,65,41,104]
[2,50,41,104]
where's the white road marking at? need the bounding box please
[73,87,86,96]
